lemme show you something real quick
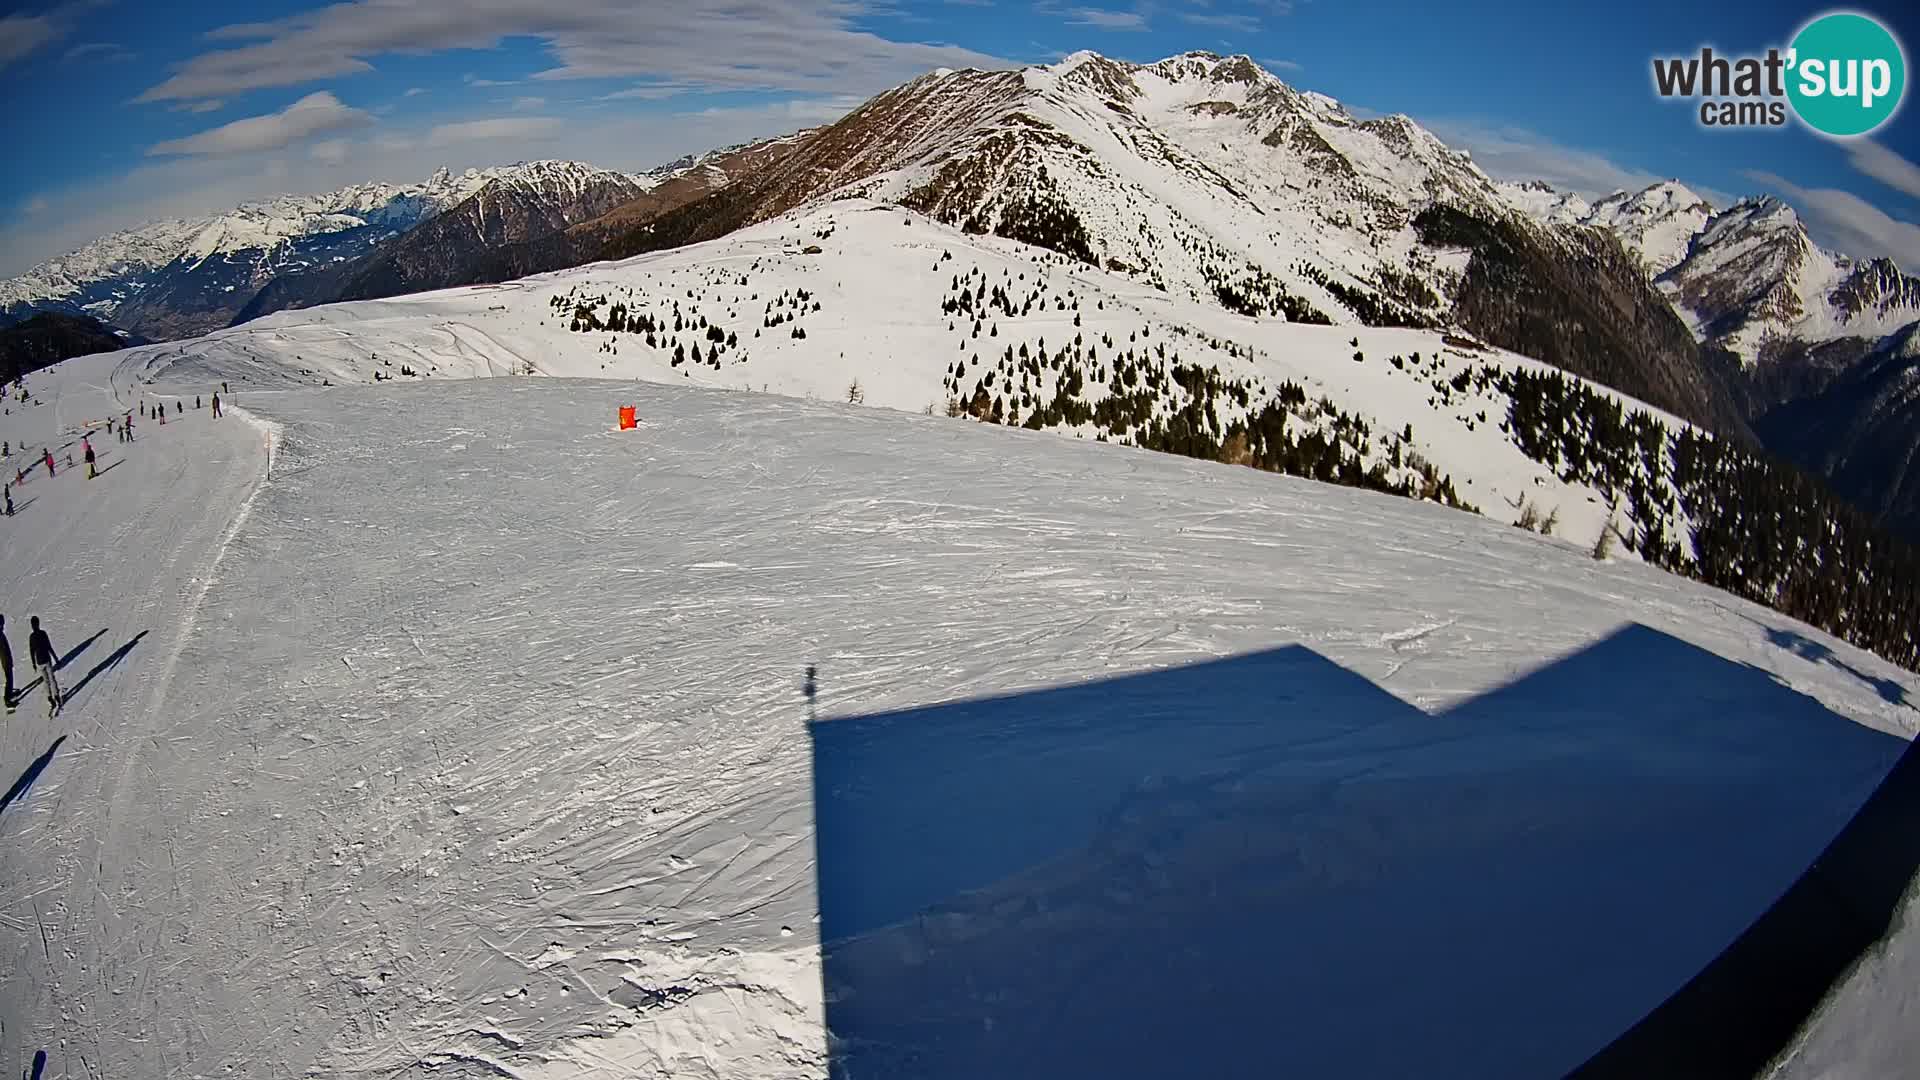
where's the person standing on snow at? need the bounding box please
[43,449,53,477]
[211,393,222,418]
[4,486,12,517]
[27,616,58,714]
[83,436,96,479]
[1,615,15,713]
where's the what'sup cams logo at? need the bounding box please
[1653,11,1907,136]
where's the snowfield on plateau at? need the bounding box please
[117,201,1709,560]
[1,306,1915,1077]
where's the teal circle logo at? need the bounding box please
[1787,12,1906,137]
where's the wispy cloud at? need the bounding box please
[1181,12,1260,33]
[511,95,547,111]
[600,83,694,101]
[689,95,864,125]
[0,0,102,71]
[134,1,1008,104]
[62,40,131,62]
[1845,139,1920,202]
[465,74,518,88]
[148,91,372,157]
[1744,169,1920,267]
[1258,56,1303,73]
[169,99,225,114]
[309,138,351,164]
[1060,6,1149,31]
[403,86,428,97]
[425,116,557,146]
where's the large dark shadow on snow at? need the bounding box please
[808,624,1910,1080]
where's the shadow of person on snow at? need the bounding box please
[27,1048,48,1080]
[809,623,1911,1080]
[56,627,109,672]
[0,736,66,816]
[94,460,123,477]
[59,631,148,709]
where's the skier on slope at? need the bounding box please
[1,614,14,713]
[42,450,53,477]
[27,616,58,715]
[83,436,96,479]
[4,487,12,517]
[211,393,222,419]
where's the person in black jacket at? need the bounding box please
[0,614,14,712]
[27,616,57,714]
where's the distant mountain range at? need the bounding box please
[0,161,651,340]
[7,51,1920,540]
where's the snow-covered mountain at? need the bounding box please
[0,161,651,340]
[1582,181,1716,276]
[1498,179,1712,276]
[609,50,1519,330]
[1501,179,1920,366]
[568,51,1747,438]
[1657,196,1920,362]
[1496,179,1592,226]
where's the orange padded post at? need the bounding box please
[618,405,637,430]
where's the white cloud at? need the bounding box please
[148,91,373,157]
[511,96,547,112]
[1421,118,1734,208]
[309,138,351,164]
[425,117,558,147]
[1845,139,1920,202]
[1743,170,1920,267]
[466,75,518,87]
[169,99,226,114]
[403,86,428,97]
[1258,56,1302,73]
[134,1,1008,103]
[1061,6,1149,31]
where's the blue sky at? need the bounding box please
[2,0,1918,276]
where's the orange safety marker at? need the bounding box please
[617,405,637,430]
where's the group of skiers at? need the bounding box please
[0,380,236,719]
[2,386,228,516]
[1,613,62,716]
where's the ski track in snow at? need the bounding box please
[0,349,1914,1078]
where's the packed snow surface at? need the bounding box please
[0,334,1913,1077]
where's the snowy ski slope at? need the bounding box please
[1,333,1914,1076]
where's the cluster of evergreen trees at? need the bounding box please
[1289,261,1432,328]
[1488,366,1919,671]
[939,313,1474,515]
